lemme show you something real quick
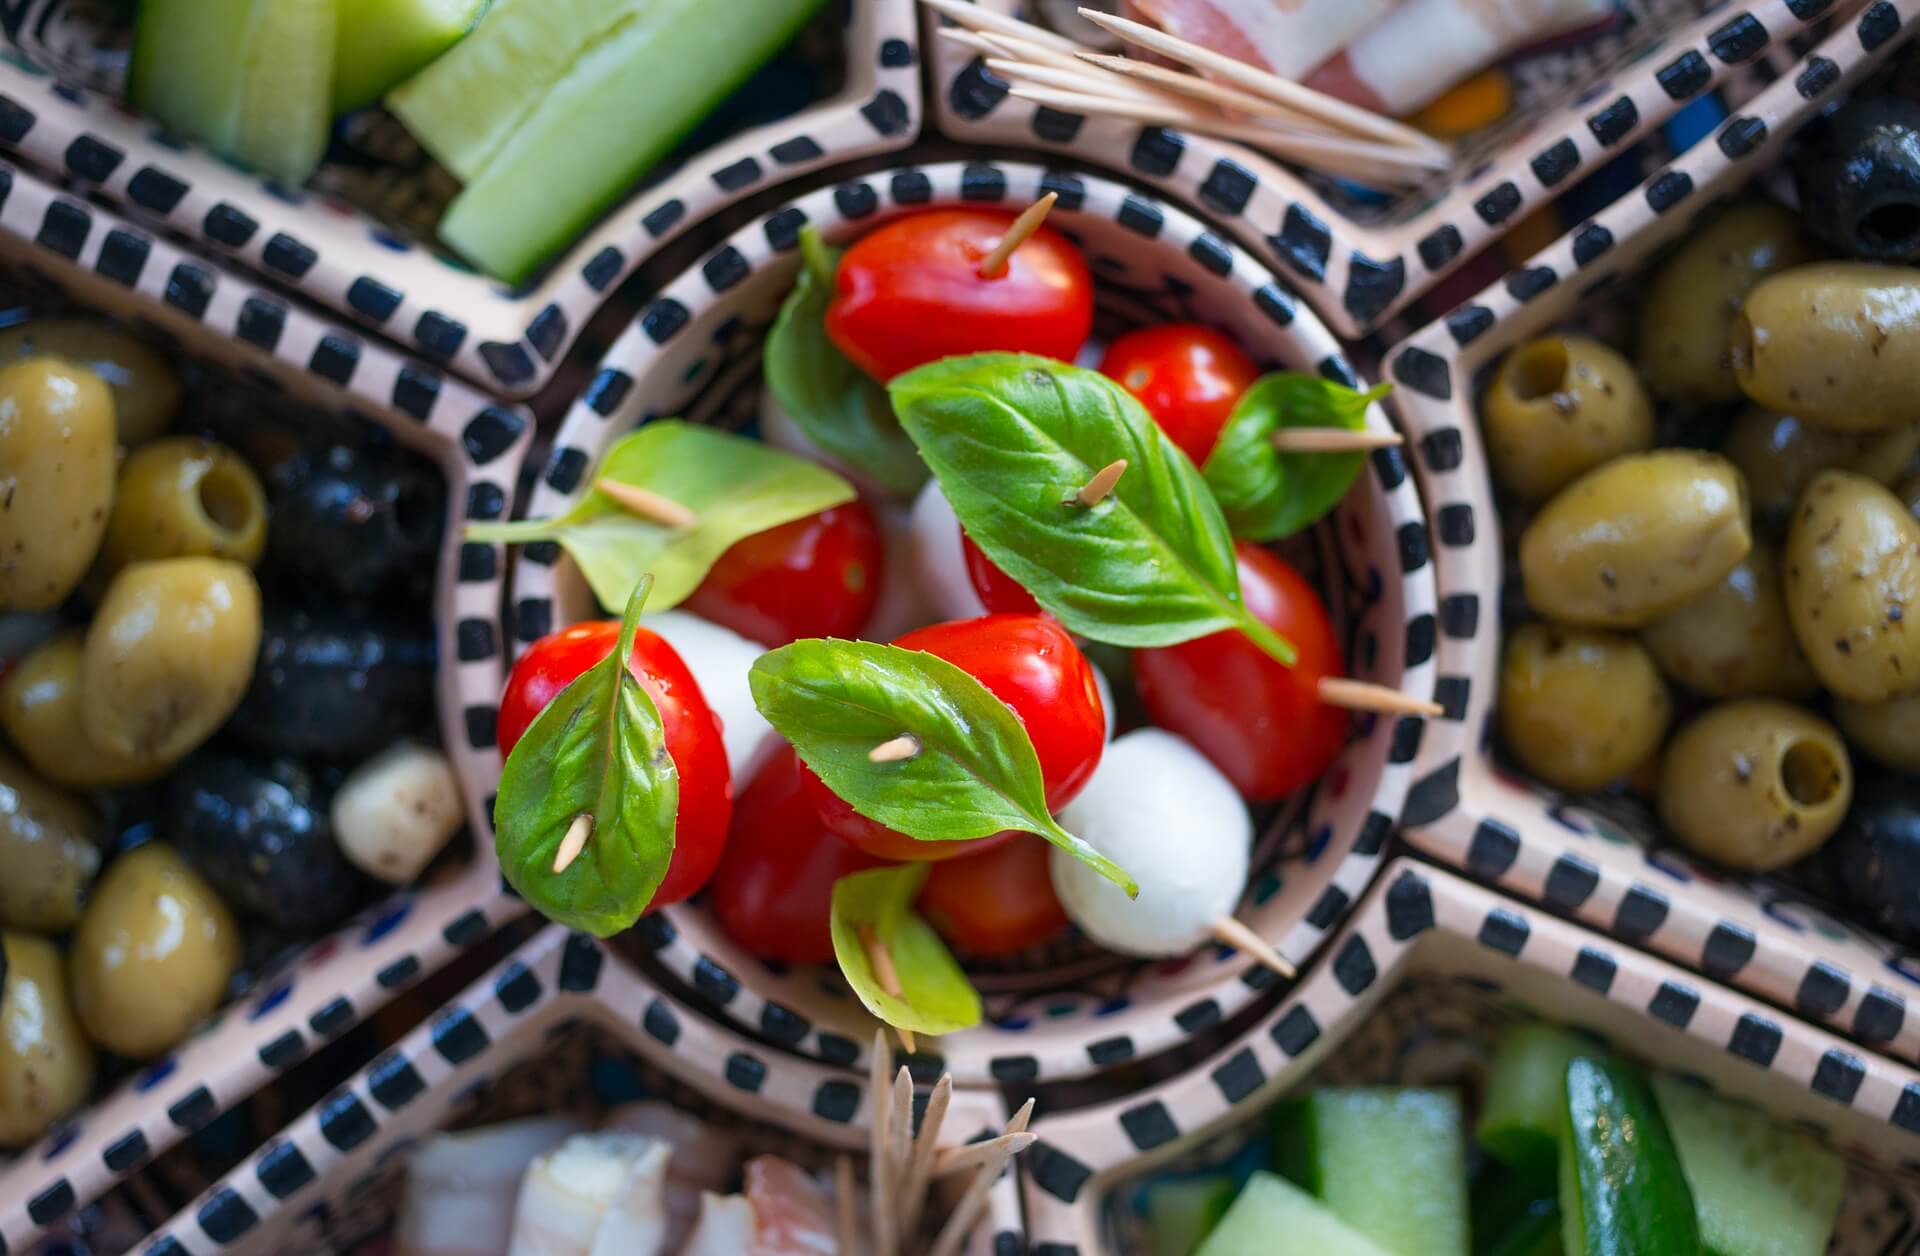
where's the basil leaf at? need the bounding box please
[830,864,981,1036]
[1204,373,1393,541]
[763,227,928,497]
[750,637,1137,894]
[493,577,679,936]
[467,420,854,612]
[890,353,1295,665]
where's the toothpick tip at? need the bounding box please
[1270,427,1405,453]
[978,192,1061,279]
[1074,458,1129,506]
[869,734,922,763]
[1211,916,1297,980]
[1318,676,1445,718]
[551,814,592,874]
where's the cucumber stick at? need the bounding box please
[1272,1088,1471,1256]
[333,0,488,115]
[1471,1160,1562,1256]
[1480,1023,1595,1176]
[1145,1176,1234,1256]
[1561,1058,1698,1255]
[1196,1173,1393,1256]
[1651,1074,1843,1256]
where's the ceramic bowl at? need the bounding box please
[0,0,922,397]
[504,158,1438,1085]
[1384,5,1920,1067]
[0,159,533,1249]
[133,925,1026,1256]
[1020,858,1920,1252]
[928,0,1859,340]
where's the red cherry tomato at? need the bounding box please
[960,529,1040,616]
[709,748,887,965]
[685,501,884,647]
[806,614,1107,861]
[499,620,734,906]
[1135,543,1347,801]
[825,208,1094,381]
[918,835,1068,957]
[1099,324,1259,467]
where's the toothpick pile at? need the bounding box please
[921,0,1452,187]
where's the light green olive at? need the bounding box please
[0,357,117,611]
[93,438,269,586]
[1720,406,1920,536]
[0,932,93,1148]
[81,559,261,764]
[69,843,239,1059]
[1639,201,1822,404]
[1641,545,1819,700]
[1499,622,1670,792]
[1659,700,1851,870]
[1732,262,1920,430]
[0,318,179,445]
[0,748,100,932]
[1519,451,1752,627]
[0,633,171,788]
[1783,470,1920,701]
[1836,690,1920,774]
[1480,335,1655,502]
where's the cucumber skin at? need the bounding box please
[1472,1159,1562,1256]
[1563,1058,1700,1256]
[1145,1176,1235,1256]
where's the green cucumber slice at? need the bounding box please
[435,0,826,284]
[1471,1161,1562,1256]
[333,0,488,114]
[1651,1074,1844,1256]
[1196,1173,1394,1256]
[1480,1023,1597,1177]
[1272,1088,1471,1256]
[1561,1058,1698,1255]
[1145,1176,1235,1256]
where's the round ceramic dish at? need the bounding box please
[0,159,532,1249]
[1019,858,1920,1252]
[926,0,1854,340]
[505,158,1439,1085]
[0,0,921,397]
[1384,5,1920,1063]
[136,924,1027,1256]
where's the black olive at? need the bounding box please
[168,753,367,933]
[229,608,436,760]
[1794,97,1920,262]
[1827,771,1920,944]
[264,443,444,602]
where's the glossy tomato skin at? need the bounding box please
[1099,324,1259,467]
[919,834,1068,956]
[709,748,887,965]
[960,529,1041,616]
[498,620,734,906]
[825,209,1094,381]
[686,501,884,647]
[1135,543,1347,801]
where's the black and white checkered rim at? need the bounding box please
[927,0,1853,339]
[1382,4,1920,1070]
[1019,857,1920,1252]
[0,0,922,397]
[136,926,1027,1256]
[504,157,1438,1085]
[0,159,533,1253]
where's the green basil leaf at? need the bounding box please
[467,420,854,612]
[750,637,1137,894]
[890,353,1295,665]
[830,864,981,1036]
[763,226,928,496]
[493,577,678,936]
[1204,373,1393,541]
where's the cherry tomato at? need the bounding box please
[1099,324,1259,467]
[919,834,1068,957]
[499,620,734,906]
[805,613,1107,860]
[1134,543,1347,801]
[685,501,884,647]
[825,208,1094,381]
[708,748,887,965]
[960,529,1040,616]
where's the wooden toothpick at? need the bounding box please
[888,1067,915,1233]
[1271,428,1404,453]
[928,1101,1034,1256]
[1211,915,1296,980]
[551,814,592,874]
[919,0,1080,52]
[1318,677,1445,718]
[834,1153,858,1255]
[1075,458,1128,506]
[859,925,916,1053]
[868,1031,897,1256]
[979,192,1059,279]
[596,478,697,529]
[869,735,921,763]
[932,1130,1037,1177]
[901,1073,952,1238]
[1074,49,1333,128]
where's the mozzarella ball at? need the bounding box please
[861,504,942,642]
[642,610,776,780]
[332,741,465,885]
[908,479,989,623]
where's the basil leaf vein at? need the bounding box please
[1204,373,1392,541]
[830,864,982,1036]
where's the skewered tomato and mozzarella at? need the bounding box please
[636,609,776,782]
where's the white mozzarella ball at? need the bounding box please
[641,610,775,781]
[1090,654,1117,743]
[1050,728,1251,957]
[861,503,941,642]
[1073,335,1109,370]
[908,478,989,623]
[332,742,465,885]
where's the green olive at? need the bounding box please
[1499,622,1670,792]
[0,748,100,932]
[0,318,179,445]
[0,632,170,788]
[1720,406,1920,536]
[1518,451,1752,627]
[81,558,261,764]
[1640,545,1819,700]
[0,932,93,1148]
[0,357,117,611]
[1480,335,1655,502]
[93,438,268,585]
[1836,690,1920,774]
[1732,262,1920,430]
[1658,700,1851,870]
[69,843,239,1059]
[1783,470,1920,701]
[1638,201,1822,404]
